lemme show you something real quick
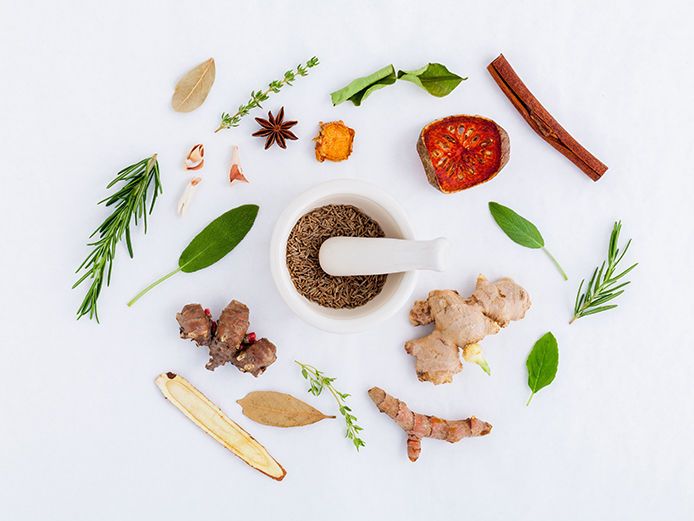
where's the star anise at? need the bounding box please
[252,107,298,149]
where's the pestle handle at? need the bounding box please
[319,237,450,276]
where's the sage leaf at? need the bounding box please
[178,204,258,272]
[237,391,335,428]
[526,332,559,406]
[127,204,258,306]
[330,65,397,106]
[172,58,216,113]
[489,202,567,280]
[397,63,466,97]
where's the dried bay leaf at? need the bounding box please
[172,58,216,113]
[237,391,335,428]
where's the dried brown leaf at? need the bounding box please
[237,391,335,428]
[172,58,216,113]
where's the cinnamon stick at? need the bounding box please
[487,54,607,181]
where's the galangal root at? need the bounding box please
[406,275,530,384]
[176,300,277,376]
[156,372,286,481]
[368,387,492,462]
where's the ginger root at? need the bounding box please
[405,275,530,384]
[368,387,492,462]
[176,300,277,377]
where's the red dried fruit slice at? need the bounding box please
[417,115,510,193]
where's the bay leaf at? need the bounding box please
[488,202,544,249]
[330,64,397,106]
[397,63,466,97]
[526,332,559,406]
[172,58,216,113]
[237,391,335,428]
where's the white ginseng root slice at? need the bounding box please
[155,372,286,481]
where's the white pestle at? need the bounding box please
[319,237,450,276]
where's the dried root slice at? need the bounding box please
[184,144,205,170]
[313,120,355,162]
[155,372,286,481]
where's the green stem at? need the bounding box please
[542,247,568,280]
[526,392,535,406]
[127,267,182,307]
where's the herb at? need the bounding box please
[295,361,365,451]
[73,154,162,322]
[571,221,637,323]
[236,391,335,428]
[215,57,319,132]
[172,58,216,113]
[128,204,259,306]
[397,63,466,97]
[488,202,567,280]
[252,107,298,149]
[526,332,559,406]
[330,64,397,106]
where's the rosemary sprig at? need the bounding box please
[73,155,162,322]
[295,361,365,452]
[215,57,319,132]
[571,221,637,324]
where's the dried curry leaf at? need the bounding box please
[172,58,216,113]
[397,63,466,97]
[237,391,335,428]
[330,65,397,106]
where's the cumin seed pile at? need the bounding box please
[286,204,387,308]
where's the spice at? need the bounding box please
[487,54,607,181]
[252,107,298,149]
[286,204,386,308]
[229,145,248,184]
[171,58,216,113]
[313,121,355,162]
[177,177,201,216]
[184,144,204,170]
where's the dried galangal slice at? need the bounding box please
[155,372,286,481]
[313,120,355,162]
[417,115,509,193]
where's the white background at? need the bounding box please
[1,1,692,519]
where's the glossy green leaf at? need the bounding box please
[179,204,259,272]
[397,63,466,97]
[526,332,559,405]
[330,65,397,106]
[489,202,544,249]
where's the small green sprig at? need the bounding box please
[295,361,365,452]
[73,155,162,322]
[571,221,637,323]
[215,57,319,132]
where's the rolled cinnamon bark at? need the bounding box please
[488,54,607,181]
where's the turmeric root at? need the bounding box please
[405,275,530,384]
[176,300,277,376]
[368,387,492,462]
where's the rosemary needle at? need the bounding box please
[73,154,162,322]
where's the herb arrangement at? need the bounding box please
[296,361,365,451]
[216,56,319,132]
[73,50,636,477]
[73,154,161,321]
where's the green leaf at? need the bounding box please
[178,204,258,272]
[397,63,466,97]
[330,65,397,106]
[526,332,559,405]
[489,202,544,249]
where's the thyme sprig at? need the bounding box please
[73,155,162,322]
[571,221,637,323]
[215,57,319,132]
[295,361,365,452]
